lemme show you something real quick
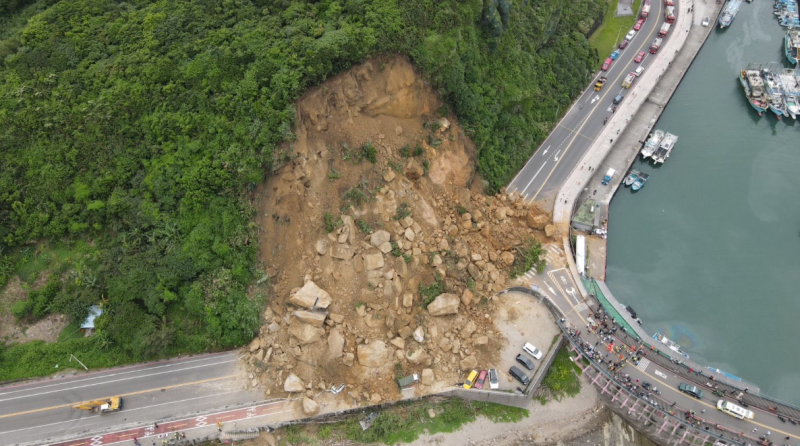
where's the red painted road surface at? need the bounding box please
[49,400,288,446]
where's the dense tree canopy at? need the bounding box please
[0,0,602,374]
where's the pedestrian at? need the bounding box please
[154,423,159,428]
[217,421,223,432]
[671,401,676,407]
[753,428,758,433]
[767,431,771,436]
[785,436,791,441]
[701,409,706,413]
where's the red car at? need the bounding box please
[474,370,488,389]
[619,39,629,50]
[634,18,646,31]
[634,51,646,63]
[601,57,613,71]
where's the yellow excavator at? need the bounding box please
[71,397,122,414]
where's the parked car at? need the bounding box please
[463,370,479,389]
[702,16,710,27]
[634,18,646,30]
[509,366,530,386]
[523,343,543,360]
[610,50,620,60]
[619,39,629,50]
[678,383,704,399]
[634,51,646,63]
[635,66,645,76]
[613,93,624,105]
[488,368,499,390]
[475,370,488,389]
[601,57,613,71]
[516,354,535,370]
[626,29,636,40]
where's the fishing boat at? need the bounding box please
[641,129,664,159]
[653,132,678,164]
[778,67,800,119]
[631,172,649,191]
[786,29,800,64]
[739,64,769,115]
[762,65,788,119]
[719,0,742,28]
[775,0,800,28]
[653,333,690,359]
[624,169,640,187]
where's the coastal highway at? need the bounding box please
[525,249,800,446]
[0,351,260,446]
[508,0,668,208]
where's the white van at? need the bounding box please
[716,400,754,420]
[523,343,543,360]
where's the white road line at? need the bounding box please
[509,144,552,189]
[519,161,548,196]
[0,391,242,435]
[0,354,236,396]
[0,360,236,403]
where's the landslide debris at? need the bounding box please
[243,56,554,405]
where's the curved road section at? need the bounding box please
[0,352,260,446]
[508,0,667,208]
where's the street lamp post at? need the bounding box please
[616,26,625,45]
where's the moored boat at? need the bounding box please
[653,133,678,165]
[786,30,800,64]
[778,67,800,119]
[641,129,664,159]
[762,65,788,119]
[739,65,769,115]
[719,0,742,28]
[624,169,640,187]
[631,173,650,191]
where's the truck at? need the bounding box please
[594,76,607,91]
[622,72,636,88]
[665,6,676,23]
[72,397,122,414]
[650,37,663,54]
[658,22,671,37]
[602,168,616,185]
[641,3,651,17]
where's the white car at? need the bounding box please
[523,343,543,360]
[626,29,636,40]
[702,17,710,27]
[488,368,499,390]
[634,66,645,76]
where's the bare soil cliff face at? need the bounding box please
[245,56,554,407]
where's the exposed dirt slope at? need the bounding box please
[244,55,555,408]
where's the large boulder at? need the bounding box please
[289,281,332,309]
[284,373,305,392]
[459,355,478,371]
[527,209,549,230]
[362,251,385,271]
[462,321,477,339]
[421,368,435,386]
[405,159,425,179]
[302,397,320,415]
[289,320,324,344]
[293,310,327,327]
[407,348,431,366]
[328,328,344,358]
[357,340,389,368]
[331,243,354,260]
[426,293,460,316]
[370,230,391,248]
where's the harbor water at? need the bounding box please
[606,0,800,405]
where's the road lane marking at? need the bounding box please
[654,370,668,379]
[0,352,236,395]
[0,359,235,403]
[635,358,651,372]
[525,0,665,202]
[519,161,548,195]
[0,375,237,420]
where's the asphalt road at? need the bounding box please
[524,249,800,446]
[0,351,260,446]
[508,2,669,208]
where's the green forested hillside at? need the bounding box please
[0,0,602,377]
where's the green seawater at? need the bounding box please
[606,0,800,405]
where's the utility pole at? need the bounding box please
[616,26,624,45]
[69,354,88,371]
